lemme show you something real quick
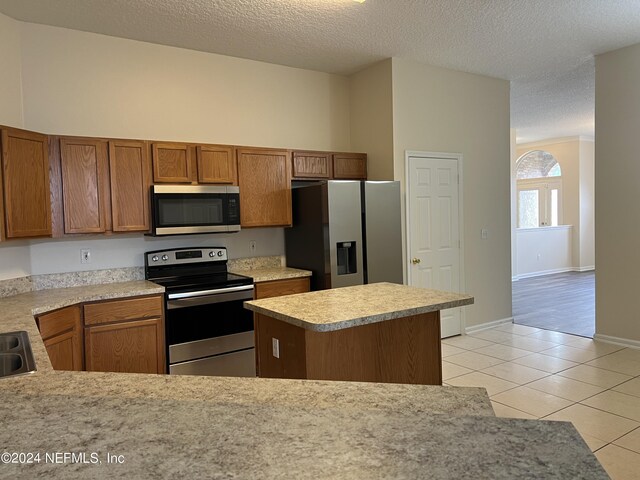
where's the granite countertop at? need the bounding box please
[0,281,607,479]
[0,280,164,373]
[1,388,607,479]
[229,266,312,283]
[245,282,474,332]
[227,255,312,283]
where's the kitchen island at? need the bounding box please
[244,282,474,385]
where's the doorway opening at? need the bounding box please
[512,147,595,338]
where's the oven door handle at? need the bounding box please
[168,284,254,300]
[166,285,254,309]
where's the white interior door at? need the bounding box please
[407,154,463,338]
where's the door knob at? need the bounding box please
[411,258,421,265]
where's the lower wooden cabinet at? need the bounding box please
[84,295,165,374]
[36,305,83,371]
[253,276,310,377]
[36,294,165,375]
[85,317,165,374]
[254,277,310,300]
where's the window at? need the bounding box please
[516,150,562,228]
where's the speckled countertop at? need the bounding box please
[0,281,607,479]
[245,282,474,332]
[230,266,312,283]
[227,255,312,283]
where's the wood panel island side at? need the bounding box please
[244,282,474,385]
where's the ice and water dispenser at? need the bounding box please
[336,241,358,275]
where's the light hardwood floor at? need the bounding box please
[512,271,595,337]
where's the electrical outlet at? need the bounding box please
[250,241,257,254]
[272,338,280,359]
[81,249,91,264]
[481,228,488,239]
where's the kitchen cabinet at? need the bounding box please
[152,142,194,183]
[254,277,310,300]
[0,127,51,239]
[84,295,165,374]
[253,277,310,377]
[59,137,110,234]
[197,144,236,184]
[36,305,83,371]
[292,150,367,181]
[291,151,332,180]
[237,148,292,227]
[108,140,151,232]
[152,143,237,185]
[333,152,367,180]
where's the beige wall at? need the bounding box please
[19,23,351,150]
[579,140,595,268]
[515,138,594,272]
[349,59,394,180]
[516,139,582,268]
[391,58,512,328]
[0,13,30,280]
[595,42,640,342]
[0,13,23,127]
[0,21,353,279]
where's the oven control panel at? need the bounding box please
[146,247,227,266]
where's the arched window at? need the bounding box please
[516,150,562,228]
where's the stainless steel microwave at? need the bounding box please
[149,185,241,236]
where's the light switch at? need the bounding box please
[481,228,488,239]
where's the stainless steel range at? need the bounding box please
[145,247,255,377]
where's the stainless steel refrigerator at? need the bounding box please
[285,180,403,290]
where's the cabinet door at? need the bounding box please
[37,305,83,371]
[197,144,236,184]
[254,277,310,299]
[291,151,332,179]
[333,153,367,180]
[0,128,51,238]
[237,148,291,227]
[108,140,151,232]
[60,137,110,234]
[152,142,194,183]
[85,317,165,374]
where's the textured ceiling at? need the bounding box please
[1,0,640,143]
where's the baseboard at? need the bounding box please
[513,266,595,280]
[515,268,573,280]
[593,334,640,350]
[465,317,514,335]
[576,265,595,272]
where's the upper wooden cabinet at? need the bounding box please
[0,127,51,239]
[291,150,367,181]
[291,151,332,180]
[237,148,292,227]
[333,153,367,180]
[152,142,194,183]
[152,142,237,185]
[59,137,110,234]
[108,140,151,232]
[197,144,236,184]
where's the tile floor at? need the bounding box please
[442,323,640,480]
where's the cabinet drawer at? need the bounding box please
[37,305,82,341]
[254,277,310,300]
[84,295,163,326]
